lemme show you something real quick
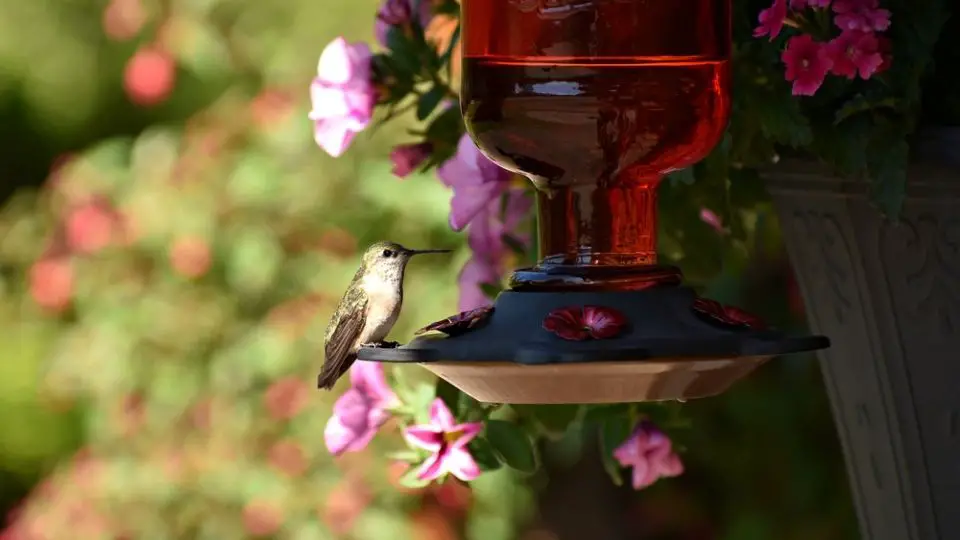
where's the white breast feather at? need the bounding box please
[359,273,401,345]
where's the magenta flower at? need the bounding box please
[613,421,684,490]
[390,142,432,178]
[699,208,726,234]
[826,30,884,80]
[375,0,434,47]
[309,37,376,157]
[324,361,399,456]
[782,34,834,96]
[403,399,483,482]
[789,0,830,8]
[753,0,788,40]
[832,0,891,32]
[457,188,531,311]
[437,134,514,231]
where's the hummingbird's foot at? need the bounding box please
[360,340,401,349]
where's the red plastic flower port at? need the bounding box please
[415,306,494,337]
[692,297,767,330]
[542,305,627,341]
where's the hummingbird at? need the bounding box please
[318,241,451,390]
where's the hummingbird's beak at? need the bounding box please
[406,248,452,256]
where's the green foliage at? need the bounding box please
[483,420,538,474]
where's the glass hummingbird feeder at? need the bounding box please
[359,0,830,404]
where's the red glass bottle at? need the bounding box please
[461,0,731,288]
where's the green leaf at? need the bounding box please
[385,27,419,76]
[467,437,502,472]
[867,133,909,220]
[512,404,581,439]
[435,378,461,416]
[479,282,502,300]
[386,450,423,463]
[417,86,447,121]
[667,167,695,186]
[834,95,900,125]
[398,465,432,489]
[598,416,633,487]
[484,419,538,473]
[581,404,631,425]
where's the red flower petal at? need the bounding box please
[722,306,767,330]
[415,306,494,337]
[582,305,626,339]
[542,307,589,341]
[692,297,766,330]
[543,306,626,341]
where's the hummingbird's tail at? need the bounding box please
[317,354,356,390]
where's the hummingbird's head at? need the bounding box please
[360,241,451,284]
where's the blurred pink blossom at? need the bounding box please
[242,500,283,537]
[65,202,115,254]
[457,188,531,311]
[29,257,73,312]
[375,0,434,47]
[613,421,684,490]
[390,142,433,178]
[699,208,726,234]
[123,47,175,106]
[324,361,399,456]
[753,0,787,40]
[403,398,482,482]
[789,0,830,8]
[437,134,514,231]
[309,37,376,157]
[102,0,146,41]
[264,377,311,420]
[826,29,884,79]
[322,477,372,535]
[832,0,891,32]
[169,236,212,278]
[268,440,309,477]
[782,34,833,96]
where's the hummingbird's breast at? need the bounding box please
[359,274,403,344]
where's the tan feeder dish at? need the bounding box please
[358,0,830,404]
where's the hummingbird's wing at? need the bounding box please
[317,286,367,389]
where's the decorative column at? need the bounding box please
[767,130,960,540]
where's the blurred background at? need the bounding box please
[0,0,856,539]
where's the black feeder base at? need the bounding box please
[357,285,829,404]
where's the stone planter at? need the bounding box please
[766,131,960,540]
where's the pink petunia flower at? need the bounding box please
[457,188,532,311]
[782,34,834,96]
[613,421,684,490]
[789,0,831,9]
[403,398,483,482]
[753,0,788,40]
[324,361,399,456]
[390,142,433,178]
[832,0,891,32]
[375,0,434,48]
[309,37,376,157]
[826,30,884,80]
[437,134,514,231]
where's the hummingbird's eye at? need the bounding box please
[382,249,393,258]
